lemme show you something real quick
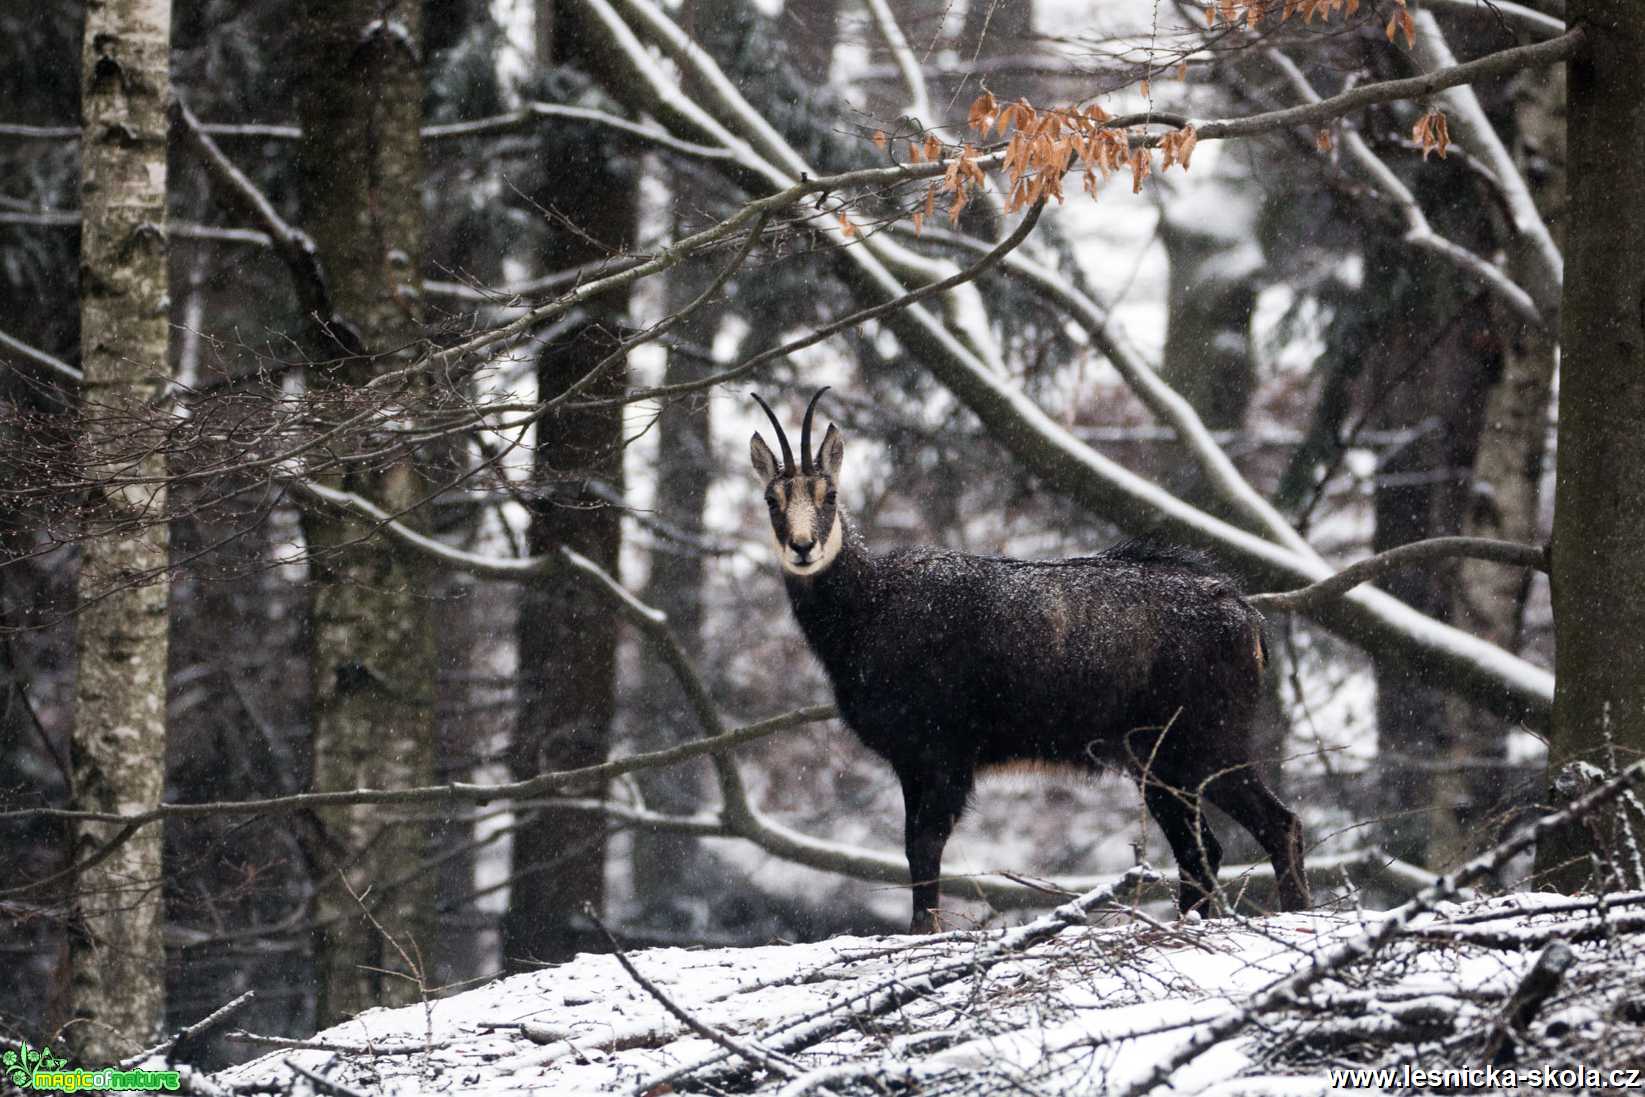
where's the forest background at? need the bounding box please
[1,0,1641,1071]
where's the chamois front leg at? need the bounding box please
[899,768,969,933]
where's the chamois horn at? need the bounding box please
[751,392,794,475]
[800,386,830,473]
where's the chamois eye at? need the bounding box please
[825,490,837,505]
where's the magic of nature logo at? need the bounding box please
[4,1042,180,1092]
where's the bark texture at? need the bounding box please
[504,325,628,966]
[628,277,716,930]
[1364,245,1495,868]
[501,0,637,967]
[1541,0,1645,889]
[294,0,438,1025]
[68,0,173,1062]
[1434,64,1564,867]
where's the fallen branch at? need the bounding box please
[119,990,256,1068]
[1481,940,1574,1062]
[592,907,805,1082]
[637,864,1165,1093]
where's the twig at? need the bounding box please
[0,704,831,838]
[588,905,805,1082]
[591,198,1047,408]
[537,211,769,415]
[225,1031,459,1056]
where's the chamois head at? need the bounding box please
[749,388,845,577]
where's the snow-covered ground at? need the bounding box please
[211,887,1643,1095]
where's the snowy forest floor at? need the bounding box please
[206,880,1645,1096]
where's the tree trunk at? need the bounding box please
[501,0,638,967]
[295,0,437,1025]
[68,0,173,1062]
[1434,65,1564,868]
[504,324,628,966]
[1540,0,1645,891]
[628,297,716,933]
[1364,243,1495,868]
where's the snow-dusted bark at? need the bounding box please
[69,0,172,1062]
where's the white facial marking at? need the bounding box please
[781,509,843,576]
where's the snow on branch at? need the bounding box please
[861,0,932,126]
[1407,10,1564,316]
[0,327,82,384]
[211,878,1645,1094]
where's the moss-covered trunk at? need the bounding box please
[294,0,437,1024]
[68,0,173,1061]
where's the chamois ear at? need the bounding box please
[751,433,781,482]
[818,423,844,480]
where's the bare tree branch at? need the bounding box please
[1420,0,1566,38]
[0,704,832,832]
[1407,10,1565,317]
[1267,49,1546,329]
[169,96,345,344]
[596,198,1047,407]
[862,0,933,125]
[1189,28,1583,148]
[1250,537,1548,614]
[0,327,82,383]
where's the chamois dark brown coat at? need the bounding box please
[751,389,1310,932]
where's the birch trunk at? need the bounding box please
[295,0,437,1024]
[69,0,172,1062]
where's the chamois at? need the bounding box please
[750,388,1311,932]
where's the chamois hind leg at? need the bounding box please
[1203,772,1311,912]
[898,767,970,933]
[1143,779,1222,915]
